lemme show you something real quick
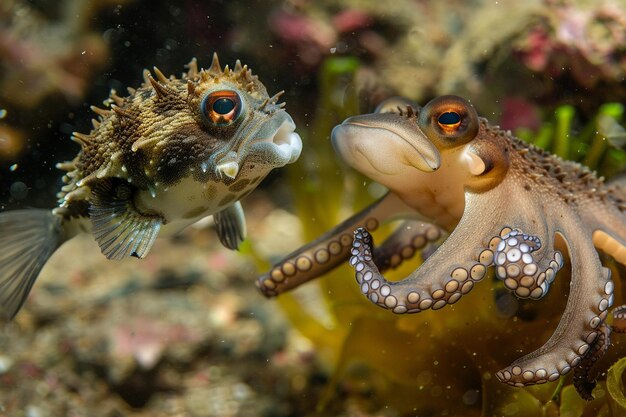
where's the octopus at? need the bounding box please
[257,95,626,398]
[0,54,302,320]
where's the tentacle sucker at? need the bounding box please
[496,252,614,387]
[256,193,416,296]
[491,227,564,299]
[573,323,611,400]
[351,227,490,314]
[372,220,443,272]
[612,305,626,333]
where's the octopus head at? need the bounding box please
[331,95,503,192]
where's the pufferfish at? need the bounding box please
[0,54,302,319]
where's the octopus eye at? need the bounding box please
[438,111,461,127]
[418,95,479,145]
[201,90,242,125]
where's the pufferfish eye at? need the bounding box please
[201,90,243,125]
[418,95,479,145]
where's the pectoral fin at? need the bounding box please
[89,179,163,260]
[213,201,246,250]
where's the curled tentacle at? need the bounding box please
[496,233,615,389]
[573,323,611,400]
[572,303,626,400]
[351,225,492,314]
[491,227,564,299]
[373,220,443,272]
[257,193,415,296]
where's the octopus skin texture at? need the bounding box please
[257,95,626,398]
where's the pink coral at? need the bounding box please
[515,1,626,87]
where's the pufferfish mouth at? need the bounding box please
[214,115,302,180]
[258,119,302,164]
[246,115,302,166]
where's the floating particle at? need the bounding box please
[9,181,28,200]
[9,164,17,171]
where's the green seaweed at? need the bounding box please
[256,57,626,416]
[518,102,626,176]
[606,356,626,415]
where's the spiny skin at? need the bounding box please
[57,54,295,216]
[0,53,302,320]
[257,95,626,399]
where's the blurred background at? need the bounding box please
[1,0,626,416]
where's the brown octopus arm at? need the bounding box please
[349,193,506,313]
[573,304,626,400]
[591,221,626,267]
[257,192,419,296]
[496,228,615,387]
[349,188,616,389]
[576,304,626,398]
[590,181,626,265]
[612,305,626,333]
[372,220,443,273]
[348,189,563,313]
[573,323,611,400]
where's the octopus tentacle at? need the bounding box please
[496,231,615,388]
[571,305,626,399]
[592,228,626,266]
[256,193,415,296]
[588,187,626,265]
[349,196,502,313]
[573,323,611,400]
[612,305,626,333]
[491,227,564,299]
[372,220,443,272]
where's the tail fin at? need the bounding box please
[0,209,63,320]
